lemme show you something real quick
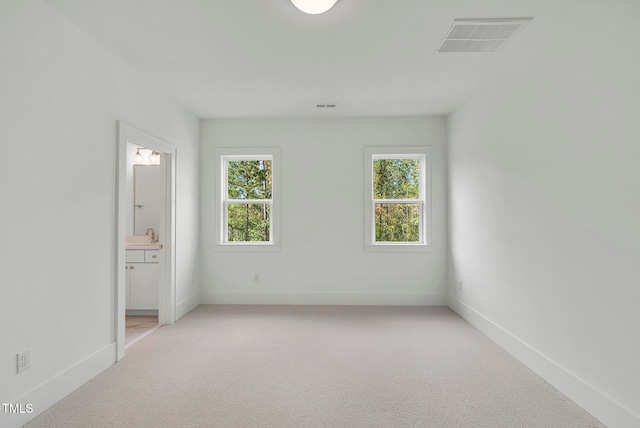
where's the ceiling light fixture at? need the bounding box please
[290,0,338,15]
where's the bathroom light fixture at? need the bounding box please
[148,151,160,164]
[133,148,144,164]
[133,147,161,165]
[290,0,337,15]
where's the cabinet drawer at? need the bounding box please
[145,250,159,263]
[125,250,145,263]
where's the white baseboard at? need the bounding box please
[2,343,116,428]
[449,299,639,428]
[125,309,158,316]
[202,290,446,306]
[176,292,201,320]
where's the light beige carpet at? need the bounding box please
[26,305,605,427]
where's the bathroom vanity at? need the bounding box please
[125,247,160,312]
[125,157,163,313]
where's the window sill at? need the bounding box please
[212,244,281,252]
[364,244,433,253]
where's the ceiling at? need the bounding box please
[45,0,580,118]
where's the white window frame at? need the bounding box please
[364,147,432,252]
[214,148,280,251]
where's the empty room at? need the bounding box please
[1,0,638,427]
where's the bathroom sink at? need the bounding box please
[126,235,162,249]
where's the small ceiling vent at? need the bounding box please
[435,18,532,54]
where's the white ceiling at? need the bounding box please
[45,0,580,118]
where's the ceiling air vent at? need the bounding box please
[435,18,532,54]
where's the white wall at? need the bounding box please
[447,1,640,426]
[0,1,200,426]
[201,117,448,306]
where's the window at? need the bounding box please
[215,148,280,250]
[364,147,431,251]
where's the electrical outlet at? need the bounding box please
[253,273,260,282]
[457,281,463,291]
[17,349,31,373]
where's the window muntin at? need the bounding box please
[365,148,431,249]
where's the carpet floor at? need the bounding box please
[25,305,605,427]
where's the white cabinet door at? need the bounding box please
[128,263,159,310]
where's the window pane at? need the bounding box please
[227,160,272,200]
[227,204,271,242]
[373,159,419,199]
[375,203,419,242]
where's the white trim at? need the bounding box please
[371,153,425,160]
[176,293,202,320]
[364,243,433,253]
[211,244,281,252]
[202,291,446,306]
[5,343,116,428]
[226,199,272,204]
[373,198,422,204]
[214,148,281,248]
[125,325,161,349]
[116,121,177,361]
[449,299,640,428]
[364,146,432,251]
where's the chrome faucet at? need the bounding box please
[146,228,158,243]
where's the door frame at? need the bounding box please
[116,121,177,360]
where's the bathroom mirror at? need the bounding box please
[133,165,161,235]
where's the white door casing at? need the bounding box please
[116,121,177,360]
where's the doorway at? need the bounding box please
[116,122,177,360]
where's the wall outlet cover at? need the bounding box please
[17,349,32,373]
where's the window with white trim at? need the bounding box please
[364,147,431,251]
[215,148,280,249]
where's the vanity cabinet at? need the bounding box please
[126,250,159,310]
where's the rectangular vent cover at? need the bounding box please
[436,18,532,53]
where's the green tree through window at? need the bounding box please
[226,160,272,242]
[372,158,421,243]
